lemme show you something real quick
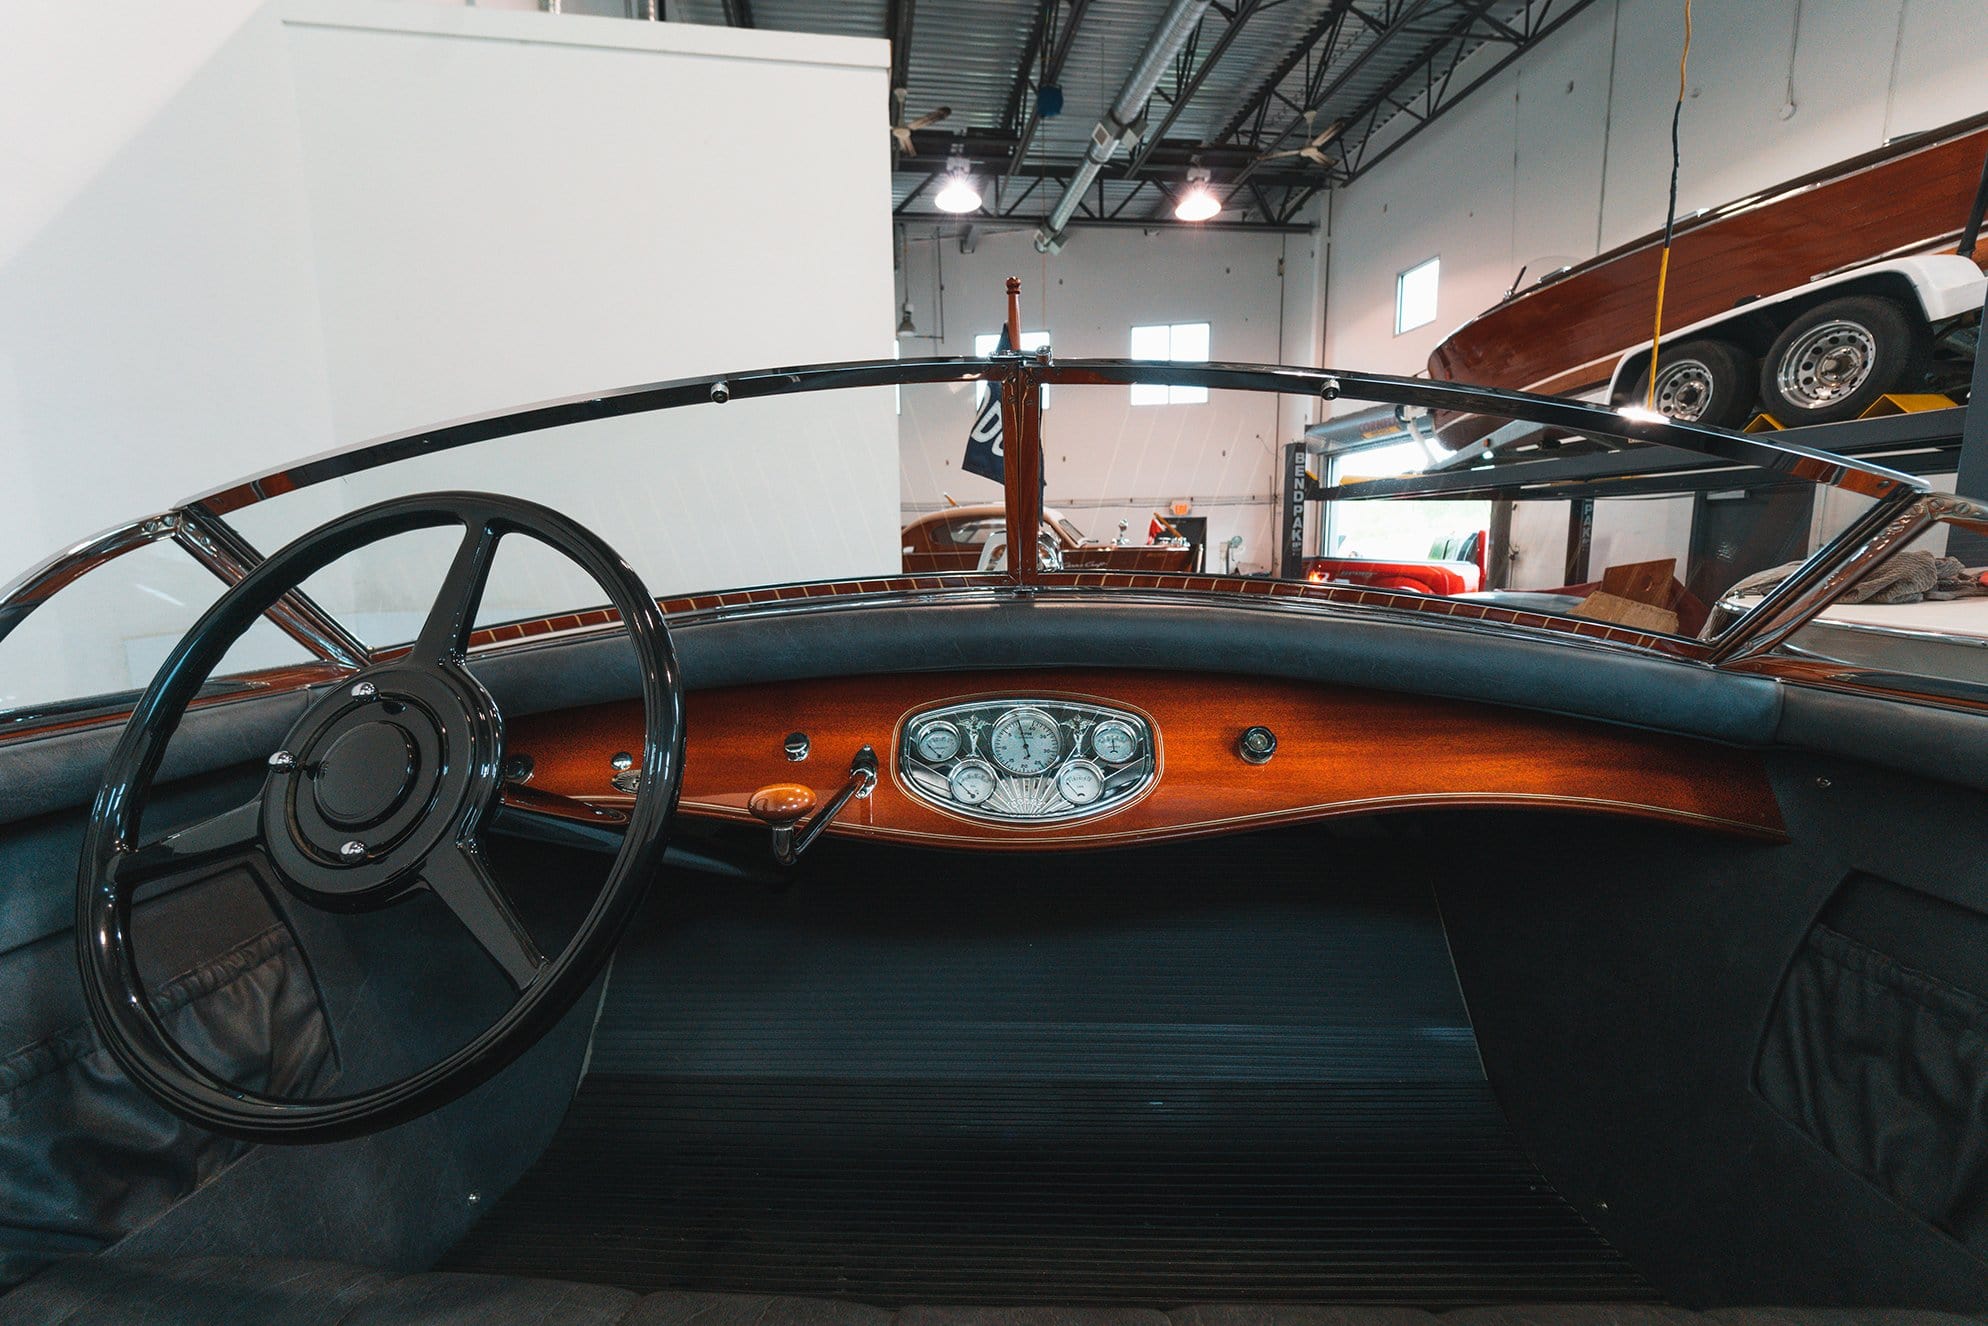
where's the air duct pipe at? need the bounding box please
[1033,0,1214,254]
[1302,404,1437,453]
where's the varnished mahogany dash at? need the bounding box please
[506,670,1786,850]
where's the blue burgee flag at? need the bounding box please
[961,325,1010,483]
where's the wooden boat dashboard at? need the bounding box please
[505,669,1786,849]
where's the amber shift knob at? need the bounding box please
[749,783,817,829]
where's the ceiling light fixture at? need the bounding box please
[1175,167,1221,223]
[934,152,982,214]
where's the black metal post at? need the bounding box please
[1946,285,1988,564]
[1279,442,1311,578]
[1957,147,1988,261]
[1565,498,1594,584]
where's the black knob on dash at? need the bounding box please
[1238,725,1278,764]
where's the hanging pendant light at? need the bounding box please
[934,150,982,214]
[1175,166,1221,222]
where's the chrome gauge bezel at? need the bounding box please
[912,719,962,763]
[988,707,1062,775]
[1054,759,1106,806]
[946,757,998,805]
[895,695,1159,825]
[1090,719,1138,764]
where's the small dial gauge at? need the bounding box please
[947,759,998,805]
[1055,759,1105,806]
[989,708,1062,775]
[913,721,961,763]
[1090,719,1139,764]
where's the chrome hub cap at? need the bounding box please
[1652,359,1714,421]
[1777,320,1877,408]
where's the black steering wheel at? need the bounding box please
[77,493,683,1143]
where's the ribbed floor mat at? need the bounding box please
[445,831,1651,1306]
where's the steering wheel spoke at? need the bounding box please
[423,841,545,989]
[411,519,503,663]
[113,799,265,888]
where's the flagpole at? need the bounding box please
[998,277,1045,589]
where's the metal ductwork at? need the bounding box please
[1303,405,1437,453]
[1033,0,1215,255]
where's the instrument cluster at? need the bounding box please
[897,696,1158,823]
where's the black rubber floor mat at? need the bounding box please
[445,832,1651,1306]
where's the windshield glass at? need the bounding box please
[0,355,1937,722]
[225,385,913,644]
[221,365,1910,647]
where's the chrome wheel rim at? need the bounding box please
[1776,320,1878,409]
[1651,359,1715,421]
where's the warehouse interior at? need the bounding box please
[8,2,1988,627]
[7,2,1988,1322]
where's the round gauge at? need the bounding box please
[947,758,998,805]
[913,721,961,763]
[989,707,1062,775]
[1055,759,1105,806]
[1090,719,1139,764]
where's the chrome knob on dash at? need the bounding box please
[1238,725,1278,764]
[609,751,640,794]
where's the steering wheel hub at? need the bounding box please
[263,664,499,901]
[315,723,419,827]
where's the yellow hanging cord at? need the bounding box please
[1647,0,1694,411]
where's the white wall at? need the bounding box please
[1321,0,1988,381]
[0,3,336,584]
[894,224,1311,573]
[272,2,899,621]
[0,0,893,708]
[283,2,894,439]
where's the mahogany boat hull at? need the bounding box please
[1428,113,1988,444]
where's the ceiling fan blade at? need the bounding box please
[908,106,953,132]
[1309,118,1349,149]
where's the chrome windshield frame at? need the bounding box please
[2,354,1973,678]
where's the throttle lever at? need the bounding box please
[750,745,878,866]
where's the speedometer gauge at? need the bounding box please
[989,708,1062,775]
[947,759,997,805]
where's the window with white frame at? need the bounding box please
[1129,322,1210,405]
[975,330,1052,407]
[1394,257,1440,335]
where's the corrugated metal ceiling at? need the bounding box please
[665,0,1573,227]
